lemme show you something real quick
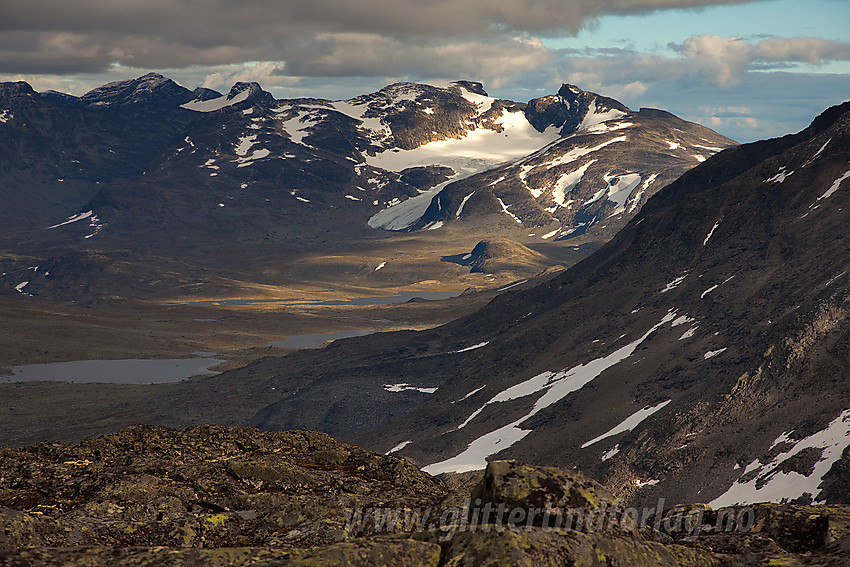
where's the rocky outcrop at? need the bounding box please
[0,425,446,552]
[467,239,550,274]
[471,459,612,513]
[1,427,848,565]
[442,238,553,276]
[524,83,630,136]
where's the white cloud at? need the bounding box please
[675,34,850,87]
[283,33,552,81]
[681,34,753,87]
[0,0,772,75]
[200,63,299,92]
[754,37,850,65]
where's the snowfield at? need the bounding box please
[423,311,678,474]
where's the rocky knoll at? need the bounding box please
[1,425,848,566]
[442,238,553,276]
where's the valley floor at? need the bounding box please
[1,221,591,372]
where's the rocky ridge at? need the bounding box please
[1,425,848,566]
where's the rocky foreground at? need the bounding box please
[1,425,848,566]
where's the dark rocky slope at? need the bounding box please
[1,425,848,566]
[362,99,850,506]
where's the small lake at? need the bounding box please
[3,357,224,384]
[267,328,375,349]
[175,290,461,307]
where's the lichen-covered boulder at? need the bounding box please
[469,460,614,524]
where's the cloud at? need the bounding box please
[754,37,850,65]
[674,34,850,87]
[280,34,552,82]
[0,0,764,75]
[680,34,752,86]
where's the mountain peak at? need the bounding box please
[523,83,631,135]
[181,81,273,112]
[451,80,488,96]
[80,73,194,108]
[41,89,82,107]
[0,81,37,98]
[227,81,272,103]
[191,86,222,102]
[0,81,42,113]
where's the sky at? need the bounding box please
[1,0,848,142]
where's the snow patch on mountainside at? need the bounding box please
[368,180,453,231]
[601,444,620,461]
[384,383,438,394]
[704,348,727,359]
[584,121,633,134]
[819,169,850,200]
[456,191,475,217]
[679,326,699,340]
[237,148,270,167]
[422,311,678,474]
[365,109,559,174]
[279,111,322,145]
[534,136,627,172]
[497,197,522,224]
[703,221,721,246]
[767,167,793,184]
[385,440,412,455]
[234,134,257,156]
[629,174,658,213]
[578,99,627,132]
[604,173,642,216]
[329,99,392,143]
[46,210,94,229]
[804,138,831,167]
[181,89,250,112]
[580,399,672,448]
[552,161,594,207]
[457,85,495,114]
[711,409,850,506]
[701,276,734,298]
[661,274,687,293]
[454,342,490,353]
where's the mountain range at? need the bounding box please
[0,73,734,300]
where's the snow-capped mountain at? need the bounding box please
[0,74,732,261]
[403,85,736,239]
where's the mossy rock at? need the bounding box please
[470,460,614,522]
[431,527,725,567]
